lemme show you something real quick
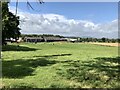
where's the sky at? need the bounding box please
[9,2,118,38]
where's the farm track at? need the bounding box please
[89,42,119,47]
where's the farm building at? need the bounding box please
[24,37,44,42]
[65,38,78,43]
[24,36,67,42]
[43,37,67,42]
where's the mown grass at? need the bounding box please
[1,42,120,88]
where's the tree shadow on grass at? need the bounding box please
[94,57,120,78]
[34,54,72,58]
[82,57,120,79]
[2,58,57,78]
[56,57,120,88]
[2,53,72,78]
[95,57,120,64]
[2,45,39,51]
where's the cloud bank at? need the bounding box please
[9,6,118,38]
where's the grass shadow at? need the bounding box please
[56,57,120,88]
[2,53,72,78]
[2,58,57,78]
[34,54,72,58]
[95,57,120,64]
[93,57,120,78]
[2,45,39,51]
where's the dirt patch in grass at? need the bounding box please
[89,42,119,47]
[0,83,4,89]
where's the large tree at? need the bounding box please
[2,2,20,45]
[1,1,44,45]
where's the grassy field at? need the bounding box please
[2,42,120,88]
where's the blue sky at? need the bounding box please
[9,2,118,23]
[9,2,118,38]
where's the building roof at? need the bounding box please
[24,36,67,41]
[43,36,61,40]
[24,37,43,39]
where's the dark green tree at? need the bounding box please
[101,37,106,42]
[1,1,44,45]
[2,2,20,45]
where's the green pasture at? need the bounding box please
[2,42,120,88]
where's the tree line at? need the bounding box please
[77,37,120,43]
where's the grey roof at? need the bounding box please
[43,37,61,40]
[24,36,67,41]
[24,37,43,39]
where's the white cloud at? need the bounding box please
[9,6,118,38]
